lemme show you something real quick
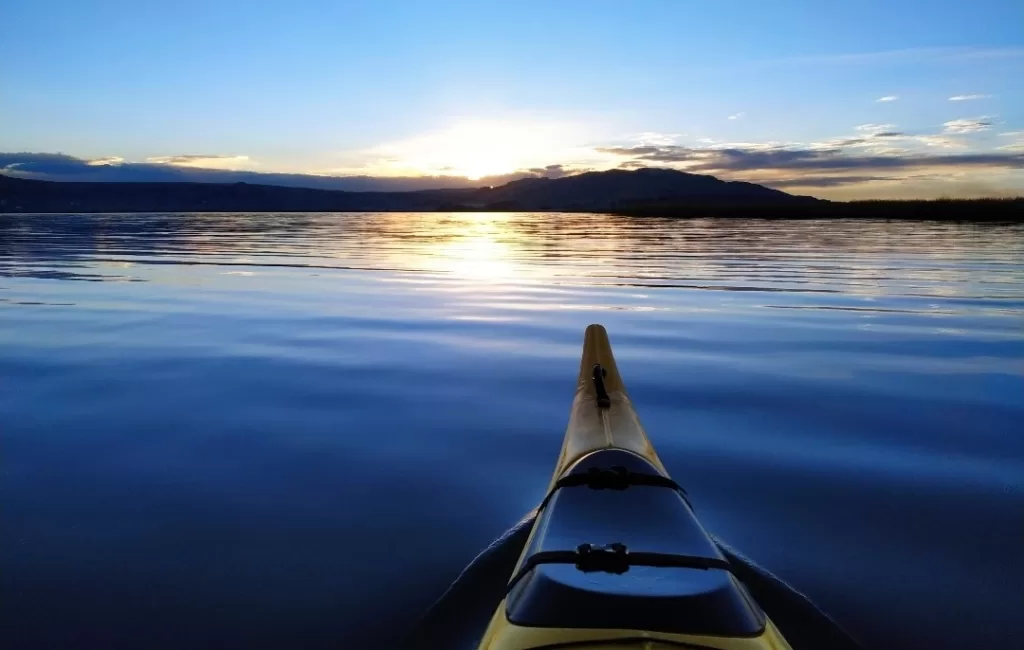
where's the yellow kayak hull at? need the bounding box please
[476,324,793,650]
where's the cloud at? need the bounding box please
[765,175,900,188]
[617,160,649,170]
[815,125,945,151]
[875,96,899,102]
[854,124,899,135]
[0,151,592,191]
[0,152,80,169]
[524,164,575,179]
[1,152,116,177]
[593,144,1024,175]
[845,127,962,149]
[5,137,1021,200]
[998,133,1024,152]
[949,94,992,101]
[594,139,1024,198]
[910,135,963,149]
[727,112,745,120]
[0,151,483,190]
[146,154,254,169]
[630,132,684,145]
[942,117,994,134]
[86,156,125,166]
[848,124,904,140]
[812,138,869,148]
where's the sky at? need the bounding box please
[2,0,1023,199]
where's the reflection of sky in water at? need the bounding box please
[1,212,1023,650]
[5,212,1022,305]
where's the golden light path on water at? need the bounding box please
[32,211,1024,326]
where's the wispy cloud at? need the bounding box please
[5,146,1022,198]
[523,164,580,179]
[875,95,899,102]
[845,125,962,149]
[942,117,994,134]
[0,152,80,170]
[86,156,124,166]
[594,144,1024,181]
[910,135,964,149]
[707,141,790,151]
[854,124,901,136]
[630,132,684,145]
[727,112,745,120]
[2,151,520,192]
[767,175,900,188]
[146,154,254,169]
[949,94,992,101]
[0,151,561,191]
[998,132,1024,152]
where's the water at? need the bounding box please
[2,212,1022,650]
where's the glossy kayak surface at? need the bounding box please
[475,324,794,650]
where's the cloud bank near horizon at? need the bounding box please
[0,153,566,192]
[4,116,1024,200]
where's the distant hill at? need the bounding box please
[468,168,806,210]
[0,168,815,213]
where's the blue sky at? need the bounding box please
[2,0,1023,198]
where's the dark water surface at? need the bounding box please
[2,212,1022,650]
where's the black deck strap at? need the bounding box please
[537,465,689,512]
[592,364,611,408]
[507,543,733,593]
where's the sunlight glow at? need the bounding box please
[430,213,518,279]
[146,155,256,170]
[363,119,594,180]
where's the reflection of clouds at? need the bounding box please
[458,301,668,312]
[448,315,527,322]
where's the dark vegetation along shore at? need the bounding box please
[612,197,1024,220]
[2,167,1021,220]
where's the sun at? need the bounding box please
[368,119,585,181]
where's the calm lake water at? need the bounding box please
[2,212,1023,650]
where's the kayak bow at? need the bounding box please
[475,324,793,650]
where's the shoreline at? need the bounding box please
[2,198,1021,221]
[606,198,1024,221]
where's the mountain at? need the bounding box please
[0,167,815,213]
[468,168,804,210]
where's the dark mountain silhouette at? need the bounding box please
[470,168,802,210]
[0,173,468,213]
[0,167,815,213]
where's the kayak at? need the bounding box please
[474,324,794,650]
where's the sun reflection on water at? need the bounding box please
[426,213,519,281]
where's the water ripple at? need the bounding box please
[1,212,1022,650]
